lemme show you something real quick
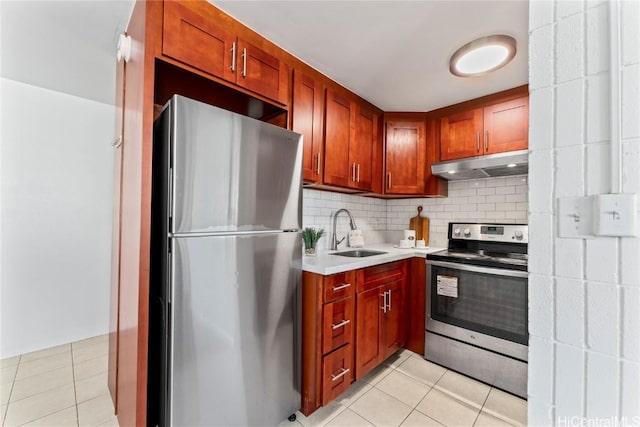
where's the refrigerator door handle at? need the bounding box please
[171,229,300,238]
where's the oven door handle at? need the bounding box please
[426,260,528,278]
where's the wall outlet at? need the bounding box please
[594,194,638,237]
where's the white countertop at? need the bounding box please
[302,243,445,275]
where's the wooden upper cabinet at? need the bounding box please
[324,88,379,191]
[162,1,288,105]
[483,96,529,155]
[292,71,324,184]
[440,108,484,161]
[324,89,354,188]
[439,94,529,161]
[384,120,426,194]
[351,104,376,191]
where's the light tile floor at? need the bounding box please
[2,340,526,427]
[0,334,118,427]
[289,349,527,427]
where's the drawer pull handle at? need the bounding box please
[380,291,387,313]
[331,319,350,330]
[332,283,351,292]
[387,289,392,311]
[230,42,236,71]
[331,368,350,382]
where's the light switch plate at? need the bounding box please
[594,194,637,237]
[558,196,595,238]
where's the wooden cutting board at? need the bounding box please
[409,206,430,245]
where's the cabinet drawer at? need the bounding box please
[322,271,355,303]
[322,298,353,354]
[322,344,353,405]
[357,261,405,293]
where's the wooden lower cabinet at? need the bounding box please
[355,261,406,380]
[302,260,408,415]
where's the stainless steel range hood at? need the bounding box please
[431,150,529,180]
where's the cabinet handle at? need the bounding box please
[387,289,392,311]
[316,153,321,175]
[356,164,360,182]
[380,291,387,313]
[111,136,122,148]
[230,42,236,71]
[332,283,351,292]
[387,173,392,189]
[485,131,489,151]
[351,163,356,182]
[241,48,247,77]
[331,319,351,330]
[476,132,480,151]
[331,368,350,382]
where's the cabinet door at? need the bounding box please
[385,121,426,194]
[439,108,483,161]
[483,97,529,155]
[236,38,289,105]
[162,1,236,84]
[350,104,376,191]
[382,280,405,359]
[322,344,353,405]
[324,89,353,188]
[355,286,383,380]
[293,71,324,183]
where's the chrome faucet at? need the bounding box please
[331,209,358,250]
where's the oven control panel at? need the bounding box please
[450,223,528,243]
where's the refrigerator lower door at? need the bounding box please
[169,232,301,426]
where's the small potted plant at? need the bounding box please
[302,227,325,256]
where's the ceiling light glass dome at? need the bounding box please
[450,35,517,77]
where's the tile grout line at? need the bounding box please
[70,344,80,427]
[471,386,493,427]
[3,354,21,427]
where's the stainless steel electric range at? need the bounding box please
[425,223,528,398]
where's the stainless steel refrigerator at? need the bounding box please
[148,95,303,426]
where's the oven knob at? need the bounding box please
[514,231,524,240]
[463,228,471,237]
[453,227,461,236]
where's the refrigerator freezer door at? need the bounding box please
[169,95,302,234]
[169,232,301,426]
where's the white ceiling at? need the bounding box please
[0,1,528,111]
[211,1,529,111]
[0,1,133,105]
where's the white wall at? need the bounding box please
[528,0,640,424]
[0,79,114,358]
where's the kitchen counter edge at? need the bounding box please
[301,243,445,275]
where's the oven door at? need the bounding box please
[426,260,528,361]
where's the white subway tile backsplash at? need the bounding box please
[555,278,585,346]
[586,3,609,75]
[477,187,497,196]
[555,13,584,83]
[622,286,640,361]
[585,238,618,283]
[586,74,610,143]
[585,352,619,419]
[620,235,640,286]
[530,24,555,90]
[555,343,585,419]
[555,79,585,147]
[586,281,619,355]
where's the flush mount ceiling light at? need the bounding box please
[450,35,517,77]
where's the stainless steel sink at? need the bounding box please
[331,250,388,258]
